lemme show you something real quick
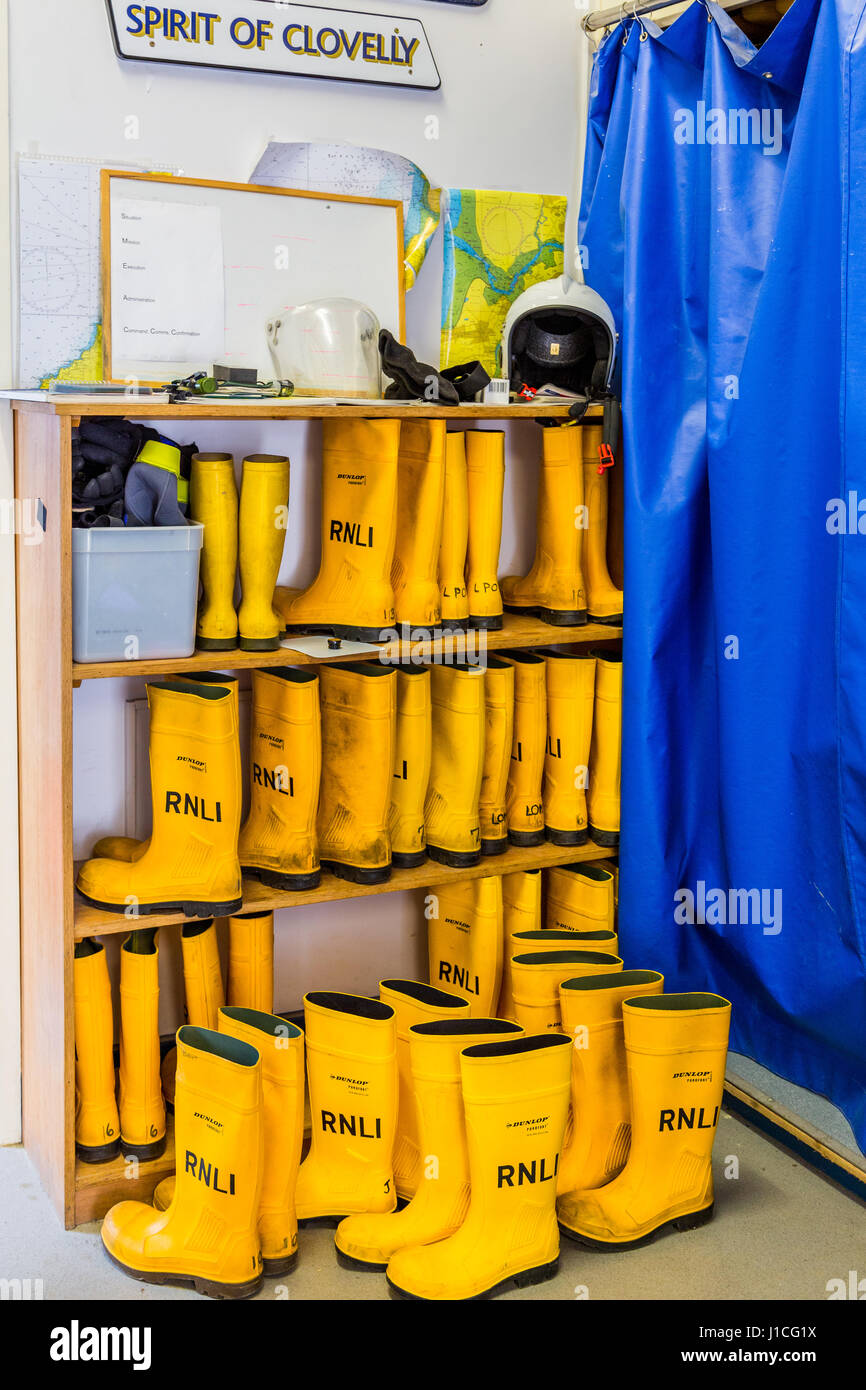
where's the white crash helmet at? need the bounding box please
[500,273,617,398]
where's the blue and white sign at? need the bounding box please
[106,2,441,89]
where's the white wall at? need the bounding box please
[5,0,588,1054]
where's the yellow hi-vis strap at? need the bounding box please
[136,439,189,506]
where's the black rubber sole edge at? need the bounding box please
[558,1202,714,1253]
[504,603,588,627]
[507,829,546,848]
[335,1248,389,1274]
[545,827,589,847]
[392,850,428,869]
[242,865,322,892]
[467,614,503,631]
[387,1257,559,1302]
[195,635,239,652]
[102,1242,263,1300]
[120,1135,167,1163]
[262,1250,299,1278]
[281,623,393,643]
[75,890,244,919]
[76,1140,121,1165]
[239,636,282,652]
[586,612,623,627]
[320,859,391,886]
[588,826,620,849]
[427,845,482,869]
[480,838,509,857]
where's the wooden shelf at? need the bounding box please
[75,1115,176,1228]
[74,838,614,939]
[10,396,602,422]
[72,613,623,682]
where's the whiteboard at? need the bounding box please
[103,171,404,384]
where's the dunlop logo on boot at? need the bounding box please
[437,961,479,995]
[659,1106,719,1132]
[185,1150,236,1193]
[329,520,374,547]
[497,1154,559,1187]
[253,763,294,797]
[321,1111,382,1138]
[165,792,222,822]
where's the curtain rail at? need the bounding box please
[583,0,758,36]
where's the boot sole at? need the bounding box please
[387,1257,559,1301]
[335,1248,389,1274]
[281,622,392,643]
[586,612,623,626]
[239,636,282,652]
[504,603,588,627]
[559,1202,714,1252]
[320,860,391,886]
[103,1244,263,1300]
[262,1250,299,1278]
[76,1139,121,1165]
[120,1136,166,1163]
[76,890,244,919]
[195,636,239,652]
[427,845,481,869]
[507,829,546,848]
[467,614,503,631]
[545,827,589,847]
[242,865,322,892]
[297,1215,344,1229]
[480,838,509,857]
[588,826,619,849]
[392,850,428,870]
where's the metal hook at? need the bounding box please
[630,0,649,38]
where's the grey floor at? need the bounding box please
[1,1109,863,1301]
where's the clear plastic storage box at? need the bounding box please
[71,524,205,663]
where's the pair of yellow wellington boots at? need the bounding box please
[427,875,504,1017]
[506,948,623,1033]
[437,430,506,632]
[557,989,731,1249]
[103,1008,304,1298]
[424,663,486,867]
[316,662,396,883]
[76,678,243,918]
[192,452,290,652]
[547,861,617,933]
[498,926,619,1023]
[501,423,622,626]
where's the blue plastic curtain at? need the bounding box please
[580,0,866,1149]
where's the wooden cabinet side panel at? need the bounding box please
[14,408,74,1224]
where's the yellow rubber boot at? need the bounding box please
[239,668,321,891]
[102,1025,264,1299]
[582,426,623,624]
[439,432,470,631]
[392,421,446,633]
[296,992,398,1222]
[557,970,664,1197]
[76,681,242,918]
[558,993,732,1248]
[427,875,503,1017]
[118,929,165,1162]
[465,430,505,630]
[237,454,290,652]
[542,649,596,845]
[387,1032,572,1300]
[502,651,547,846]
[379,979,470,1201]
[276,419,400,641]
[74,939,120,1163]
[335,1017,522,1270]
[501,425,587,625]
[501,926,618,1022]
[588,652,622,848]
[496,870,542,1020]
[92,673,239,864]
[510,949,623,1034]
[161,917,227,1110]
[317,662,396,884]
[479,657,514,856]
[425,663,486,868]
[227,911,274,1014]
[190,453,239,652]
[546,862,616,934]
[389,666,432,869]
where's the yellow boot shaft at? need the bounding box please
[479,657,514,853]
[501,926,618,1019]
[588,653,622,845]
[496,870,542,1019]
[181,919,225,1030]
[510,948,622,1034]
[239,667,322,889]
[74,940,120,1161]
[557,993,731,1247]
[296,992,398,1220]
[425,663,486,866]
[387,1032,572,1300]
[317,663,396,881]
[427,875,503,1017]
[502,652,547,844]
[501,426,586,623]
[118,931,165,1160]
[439,432,469,626]
[546,862,616,933]
[190,453,239,651]
[379,979,470,1200]
[581,426,623,624]
[392,421,446,630]
[389,667,432,867]
[227,911,274,1014]
[557,970,664,1196]
[102,1025,264,1299]
[276,419,400,639]
[237,453,290,651]
[465,430,505,628]
[335,1017,522,1268]
[542,650,596,844]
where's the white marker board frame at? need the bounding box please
[102,170,405,386]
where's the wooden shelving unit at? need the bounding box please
[12,396,621,1229]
